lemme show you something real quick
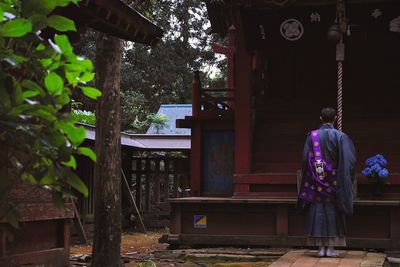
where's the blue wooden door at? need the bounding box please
[202,131,234,196]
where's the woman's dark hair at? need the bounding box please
[320,107,336,123]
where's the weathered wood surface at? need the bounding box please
[166,199,400,249]
[270,250,386,267]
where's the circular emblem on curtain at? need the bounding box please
[280,19,304,41]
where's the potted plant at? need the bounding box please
[361,154,389,196]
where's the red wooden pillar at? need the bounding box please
[190,123,202,196]
[233,21,253,195]
[190,72,202,196]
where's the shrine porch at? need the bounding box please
[165,197,400,250]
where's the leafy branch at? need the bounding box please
[0,0,98,230]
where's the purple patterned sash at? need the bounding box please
[299,130,337,204]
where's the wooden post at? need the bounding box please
[121,168,146,233]
[72,199,88,244]
[390,208,400,239]
[227,25,236,90]
[170,204,182,234]
[145,159,151,212]
[276,206,288,236]
[63,219,70,257]
[234,21,252,176]
[192,71,201,117]
[135,159,141,210]
[190,124,202,196]
[155,159,161,201]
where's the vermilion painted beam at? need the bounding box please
[190,124,202,196]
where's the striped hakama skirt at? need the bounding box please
[306,202,347,247]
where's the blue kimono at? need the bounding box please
[300,123,356,246]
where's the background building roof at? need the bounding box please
[83,124,190,150]
[146,104,192,135]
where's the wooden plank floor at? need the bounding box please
[269,250,386,267]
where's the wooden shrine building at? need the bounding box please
[166,0,400,249]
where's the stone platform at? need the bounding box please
[269,250,386,267]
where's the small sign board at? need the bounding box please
[194,215,207,229]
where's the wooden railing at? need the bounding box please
[192,71,235,117]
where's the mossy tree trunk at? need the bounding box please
[92,32,123,267]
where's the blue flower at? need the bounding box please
[371,163,382,173]
[378,168,389,179]
[362,167,372,177]
[365,154,388,168]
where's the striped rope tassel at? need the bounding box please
[337,61,343,131]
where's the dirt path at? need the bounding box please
[70,230,283,266]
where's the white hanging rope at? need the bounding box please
[337,61,343,131]
[336,0,345,132]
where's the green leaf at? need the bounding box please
[48,61,61,71]
[66,172,88,197]
[78,147,96,162]
[21,173,37,185]
[21,80,45,96]
[21,0,56,17]
[65,62,84,72]
[0,6,4,22]
[0,19,32,37]
[40,58,52,68]
[47,15,76,32]
[55,93,70,107]
[22,90,40,99]
[0,84,11,110]
[80,86,102,100]
[55,0,73,7]
[27,108,55,121]
[54,34,73,55]
[55,121,86,145]
[36,43,46,51]
[65,71,80,87]
[79,72,94,82]
[80,59,93,72]
[28,14,48,31]
[45,72,63,95]
[0,3,15,14]
[39,175,54,185]
[7,104,35,116]
[62,155,76,169]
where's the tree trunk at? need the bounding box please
[92,32,123,267]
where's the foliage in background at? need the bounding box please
[75,0,227,131]
[0,0,99,233]
[131,113,168,134]
[72,109,96,126]
[72,101,96,125]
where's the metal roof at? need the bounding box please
[146,104,192,135]
[82,124,190,150]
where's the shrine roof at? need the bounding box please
[60,0,163,45]
[82,124,190,151]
